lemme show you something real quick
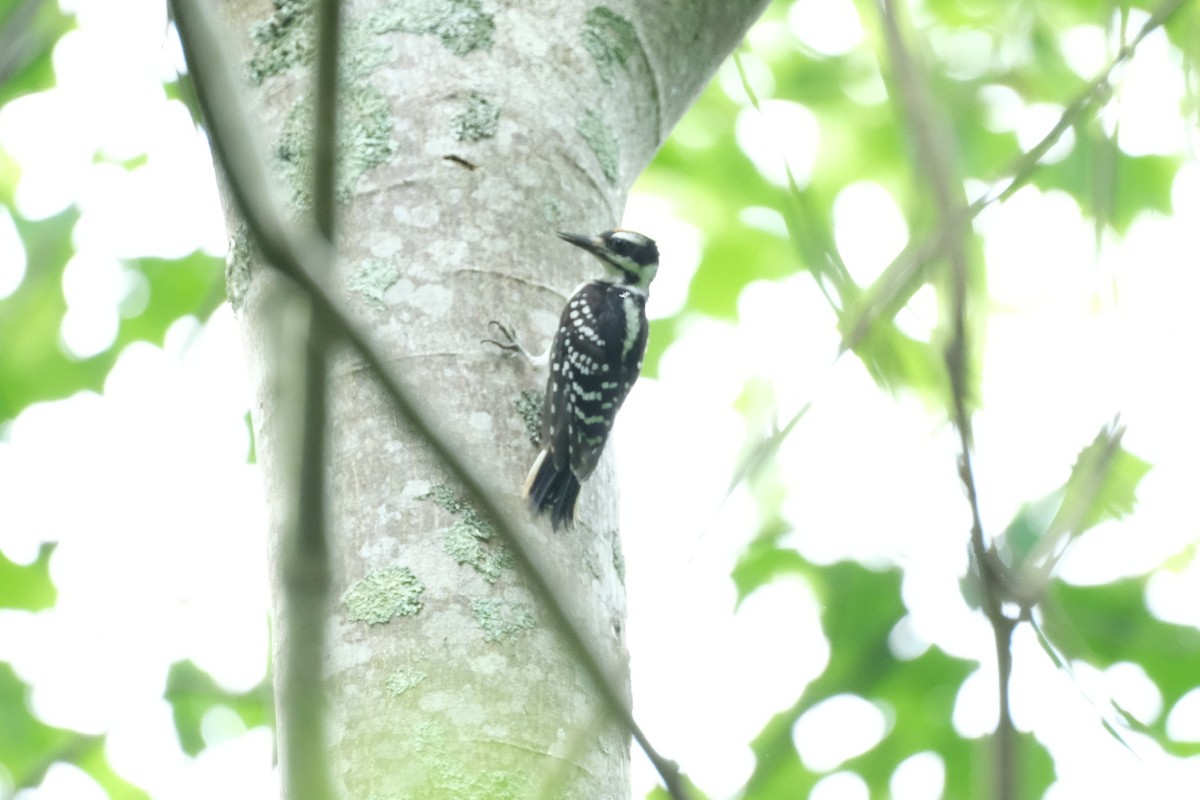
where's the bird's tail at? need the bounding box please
[522,449,581,531]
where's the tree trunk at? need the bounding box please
[217,0,768,796]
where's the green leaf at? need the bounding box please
[999,492,1063,567]
[117,251,226,350]
[644,775,710,800]
[639,316,675,380]
[731,537,810,607]
[0,0,73,111]
[1043,577,1200,757]
[1033,131,1179,233]
[0,662,147,798]
[1001,420,1151,577]
[0,209,82,421]
[688,230,795,320]
[0,542,56,611]
[0,661,74,788]
[0,206,224,422]
[1054,420,1151,535]
[163,660,273,756]
[742,562,993,797]
[1030,619,1138,755]
[848,320,946,401]
[727,402,811,495]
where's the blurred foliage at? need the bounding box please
[0,4,228,798]
[740,562,1009,797]
[0,206,225,420]
[0,662,148,800]
[0,1,225,422]
[642,0,1196,796]
[164,661,274,757]
[1043,577,1200,757]
[996,420,1151,588]
[0,0,70,108]
[0,543,55,611]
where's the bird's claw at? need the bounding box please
[482,320,520,352]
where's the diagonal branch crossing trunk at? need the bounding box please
[213,0,768,796]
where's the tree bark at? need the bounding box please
[217,0,768,797]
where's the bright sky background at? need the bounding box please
[1,1,1199,799]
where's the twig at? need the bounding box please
[312,0,340,243]
[866,2,1189,791]
[276,1,341,799]
[278,292,336,800]
[971,0,1189,214]
[167,2,690,798]
[874,1,1015,797]
[843,0,1191,353]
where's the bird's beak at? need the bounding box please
[556,231,606,256]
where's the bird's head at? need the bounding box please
[557,229,659,292]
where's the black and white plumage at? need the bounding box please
[522,229,659,530]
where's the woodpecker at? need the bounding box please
[488,229,659,530]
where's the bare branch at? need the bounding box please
[842,0,1191,353]
[874,1,1014,797]
[274,0,342,798]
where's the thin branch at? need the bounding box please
[167,2,690,798]
[875,1,1014,798]
[972,0,1189,213]
[860,6,1189,794]
[862,5,1188,791]
[312,0,340,242]
[277,295,336,800]
[956,427,1018,800]
[277,0,341,799]
[842,0,1191,353]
